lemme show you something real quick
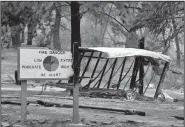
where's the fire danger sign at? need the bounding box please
[18,47,74,80]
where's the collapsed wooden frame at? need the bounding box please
[78,47,171,99]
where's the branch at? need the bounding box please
[107,30,116,45]
[100,11,130,32]
[101,3,113,45]
[80,9,89,19]
[40,2,70,15]
[65,1,71,5]
[98,11,138,39]
[60,24,70,31]
[124,5,141,10]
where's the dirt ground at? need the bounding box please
[1,83,184,127]
[1,48,184,127]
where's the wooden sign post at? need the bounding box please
[0,20,2,126]
[21,80,27,125]
[18,47,74,125]
[72,42,80,123]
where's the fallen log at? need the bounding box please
[2,101,29,106]
[172,116,184,120]
[78,105,146,116]
[2,100,145,116]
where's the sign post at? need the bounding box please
[0,47,1,126]
[18,48,74,125]
[21,80,27,125]
[72,42,80,123]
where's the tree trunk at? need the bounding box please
[171,14,181,68]
[130,37,144,90]
[21,27,25,44]
[174,34,181,68]
[11,24,21,48]
[71,1,81,51]
[138,37,145,95]
[27,22,33,45]
[27,15,37,46]
[69,1,81,84]
[101,4,113,47]
[53,2,62,50]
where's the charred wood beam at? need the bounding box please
[3,100,145,116]
[97,59,109,88]
[103,58,126,89]
[138,58,144,95]
[84,52,102,88]
[79,52,94,83]
[93,59,118,88]
[143,72,155,94]
[82,55,107,59]
[138,37,145,95]
[78,51,85,68]
[87,63,109,88]
[79,48,98,52]
[123,76,132,90]
[107,58,118,89]
[121,60,135,90]
[135,63,150,83]
[130,57,141,90]
[117,58,127,89]
[168,68,183,75]
[154,62,169,99]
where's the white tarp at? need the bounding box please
[80,47,171,62]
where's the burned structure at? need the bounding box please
[77,47,171,99]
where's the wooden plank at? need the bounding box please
[21,80,27,125]
[82,55,107,59]
[117,58,127,89]
[154,62,169,99]
[79,52,94,83]
[97,59,109,88]
[85,52,102,88]
[139,58,144,95]
[73,83,79,123]
[107,58,117,89]
[143,72,155,94]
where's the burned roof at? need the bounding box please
[79,47,171,62]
